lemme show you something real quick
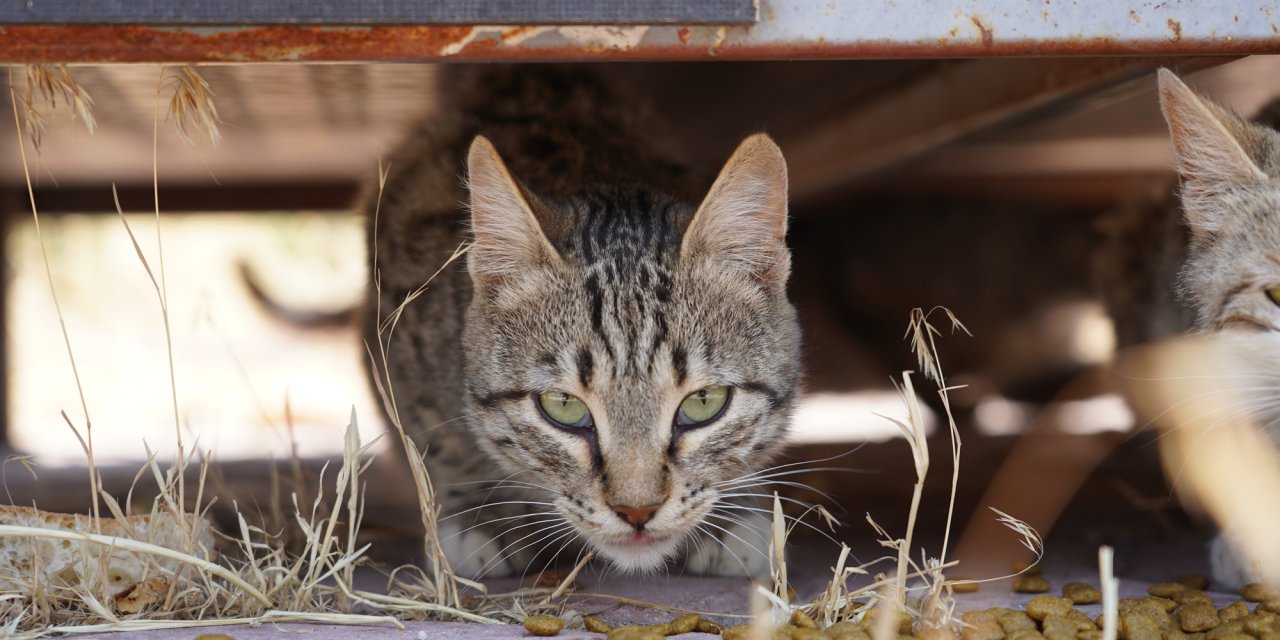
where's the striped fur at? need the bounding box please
[367,66,800,576]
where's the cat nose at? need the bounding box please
[611,503,661,529]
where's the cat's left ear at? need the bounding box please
[466,135,562,292]
[682,134,790,290]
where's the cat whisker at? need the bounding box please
[717,466,865,487]
[473,521,576,579]
[720,447,866,486]
[522,530,583,584]
[701,511,770,544]
[691,522,756,577]
[711,501,843,546]
[716,491,825,513]
[440,499,557,522]
[479,525,578,579]
[441,512,562,544]
[716,479,838,504]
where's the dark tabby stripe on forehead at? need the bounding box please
[576,347,594,388]
[473,388,530,409]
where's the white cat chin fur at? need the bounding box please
[593,535,685,574]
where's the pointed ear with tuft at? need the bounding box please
[1158,69,1270,235]
[681,133,791,290]
[466,135,561,292]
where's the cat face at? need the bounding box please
[1159,69,1280,431]
[459,135,801,571]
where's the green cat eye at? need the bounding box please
[536,391,593,429]
[1268,287,1280,306]
[676,386,731,428]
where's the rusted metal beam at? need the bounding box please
[779,57,1229,200]
[0,1,1277,63]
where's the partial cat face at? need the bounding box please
[1159,69,1280,342]
[459,135,801,572]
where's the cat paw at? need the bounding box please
[685,513,772,577]
[1210,532,1262,590]
[439,520,514,578]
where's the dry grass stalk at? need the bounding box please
[1099,546,1118,640]
[162,66,222,148]
[2,71,496,635]
[366,157,472,612]
[793,308,1042,636]
[15,64,96,149]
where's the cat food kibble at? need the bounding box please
[790,610,819,629]
[524,614,564,636]
[1179,603,1222,632]
[1149,582,1189,599]
[666,613,701,635]
[695,619,723,634]
[605,625,664,640]
[1013,576,1052,594]
[1121,612,1164,640]
[1221,602,1251,624]
[1026,596,1073,621]
[950,580,980,594]
[583,615,612,633]
[1062,582,1102,605]
[1244,584,1280,603]
[1180,575,1210,591]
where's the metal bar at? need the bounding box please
[780,57,1227,200]
[0,183,362,214]
[0,0,757,26]
[0,0,1277,63]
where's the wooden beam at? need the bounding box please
[780,57,1230,201]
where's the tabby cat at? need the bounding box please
[1148,69,1280,587]
[366,66,801,577]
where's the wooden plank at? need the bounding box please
[779,57,1231,201]
[0,0,757,26]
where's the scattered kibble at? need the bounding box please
[695,619,723,635]
[950,580,980,594]
[524,614,564,637]
[1222,602,1251,624]
[1122,612,1164,640]
[666,613,701,635]
[1026,596,1073,622]
[1150,583,1189,599]
[1179,602,1221,632]
[1181,575,1211,590]
[1013,576,1052,594]
[790,610,819,629]
[1245,585,1280,603]
[721,624,753,640]
[583,615,611,634]
[1062,582,1101,605]
[606,625,664,640]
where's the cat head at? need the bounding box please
[1159,69,1280,336]
[459,134,800,572]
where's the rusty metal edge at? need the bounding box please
[0,25,1276,64]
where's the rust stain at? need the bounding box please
[1129,10,1140,23]
[0,24,1276,63]
[676,27,691,44]
[970,16,995,47]
[1167,18,1183,42]
[499,26,536,42]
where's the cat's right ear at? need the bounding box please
[682,134,791,290]
[1158,69,1269,233]
[466,135,561,291]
